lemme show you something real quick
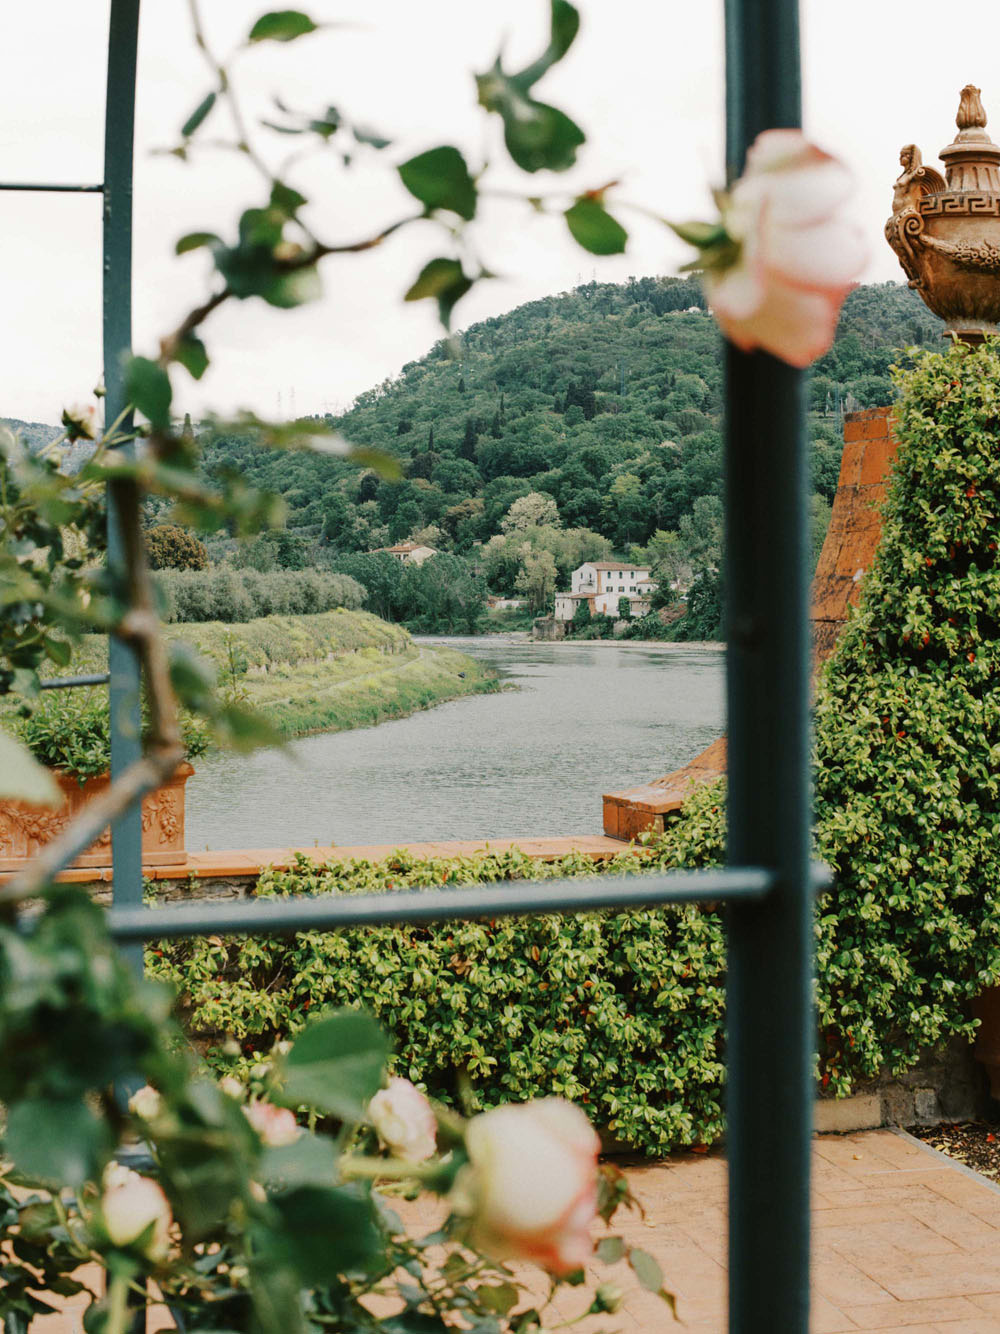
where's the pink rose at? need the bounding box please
[368,1077,437,1162]
[61,401,99,442]
[704,130,867,368]
[127,1084,161,1121]
[244,1099,300,1147]
[101,1164,172,1260]
[452,1098,599,1276]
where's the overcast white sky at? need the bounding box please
[4,1,1000,425]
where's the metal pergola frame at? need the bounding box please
[3,1,818,1328]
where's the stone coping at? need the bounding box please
[0,834,626,886]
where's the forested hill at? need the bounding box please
[199,276,942,557]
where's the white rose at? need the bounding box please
[101,1165,172,1260]
[451,1098,599,1276]
[244,1100,300,1147]
[368,1077,437,1162]
[219,1075,245,1100]
[127,1085,161,1121]
[704,130,867,368]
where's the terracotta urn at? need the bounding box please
[0,762,193,872]
[885,84,1000,338]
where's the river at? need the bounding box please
[184,638,726,850]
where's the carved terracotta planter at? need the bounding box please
[0,762,193,871]
[886,84,1000,338]
[973,984,1000,1101]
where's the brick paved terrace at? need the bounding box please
[28,1128,1000,1333]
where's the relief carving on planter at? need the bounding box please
[0,763,192,871]
[886,85,1000,336]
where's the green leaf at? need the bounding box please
[125,356,172,431]
[4,1099,110,1188]
[404,257,473,330]
[398,146,477,221]
[493,91,585,174]
[262,265,322,309]
[175,335,209,381]
[181,91,217,138]
[565,198,627,255]
[515,0,580,89]
[270,180,307,217]
[353,125,392,150]
[628,1246,663,1292]
[0,730,60,805]
[281,1008,389,1119]
[666,219,728,248]
[248,10,317,42]
[176,232,221,255]
[476,1283,519,1314]
[595,1236,627,1263]
[257,1133,338,1189]
[268,1185,381,1283]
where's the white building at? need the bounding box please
[553,561,658,621]
[378,541,437,566]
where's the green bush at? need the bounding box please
[812,339,1000,1095]
[155,568,364,623]
[148,787,728,1157]
[145,523,209,571]
[15,689,209,780]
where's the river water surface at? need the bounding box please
[184,638,726,850]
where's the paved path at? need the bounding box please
[28,1130,1000,1332]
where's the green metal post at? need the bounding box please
[723,1,813,1330]
[104,0,143,976]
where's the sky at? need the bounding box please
[5,0,1000,425]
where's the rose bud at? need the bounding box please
[452,1098,600,1276]
[704,130,867,368]
[101,1164,172,1260]
[244,1099,300,1147]
[127,1085,161,1121]
[368,1077,437,1162]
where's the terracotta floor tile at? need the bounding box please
[930,1321,1000,1333]
[841,1299,985,1328]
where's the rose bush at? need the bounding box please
[0,889,671,1333]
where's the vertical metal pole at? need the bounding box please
[723,2,813,1331]
[104,0,143,977]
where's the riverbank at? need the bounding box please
[21,610,498,743]
[184,638,725,849]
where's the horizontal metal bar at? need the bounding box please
[0,182,103,193]
[39,673,110,690]
[104,865,838,943]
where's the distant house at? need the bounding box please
[553,561,658,621]
[376,541,437,566]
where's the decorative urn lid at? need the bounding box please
[886,85,1000,339]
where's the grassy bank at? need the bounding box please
[25,610,498,743]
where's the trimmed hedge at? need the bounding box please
[152,342,1000,1150]
[155,567,364,623]
[149,791,728,1157]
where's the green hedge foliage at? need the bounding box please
[153,343,1000,1150]
[149,790,728,1157]
[155,567,364,623]
[813,340,1000,1095]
